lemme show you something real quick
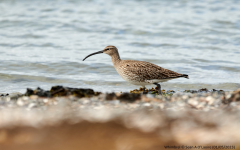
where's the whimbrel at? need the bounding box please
[83,45,189,95]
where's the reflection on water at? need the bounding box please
[0,0,240,93]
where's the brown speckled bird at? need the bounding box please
[83,45,189,95]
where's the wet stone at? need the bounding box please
[227,89,240,103]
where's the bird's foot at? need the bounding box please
[154,83,162,95]
[142,91,148,94]
[157,90,162,95]
[142,87,148,94]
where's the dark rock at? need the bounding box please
[105,93,116,100]
[24,85,101,98]
[227,89,240,103]
[36,87,51,97]
[184,90,198,93]
[117,93,141,102]
[105,92,141,102]
[198,88,209,92]
[0,93,9,97]
[25,88,34,96]
[25,87,51,97]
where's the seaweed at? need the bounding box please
[25,85,101,98]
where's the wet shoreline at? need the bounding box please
[0,85,228,98]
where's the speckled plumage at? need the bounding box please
[115,60,187,85]
[83,45,189,94]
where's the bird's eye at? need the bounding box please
[105,48,109,50]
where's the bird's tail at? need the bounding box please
[182,74,189,79]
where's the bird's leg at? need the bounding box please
[142,86,147,94]
[154,83,162,95]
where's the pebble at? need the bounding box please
[82,100,89,104]
[108,100,120,105]
[142,103,151,107]
[43,99,48,103]
[188,99,198,107]
[17,99,24,106]
[206,96,215,105]
[0,90,240,146]
[158,103,164,109]
[0,90,238,112]
[28,103,36,109]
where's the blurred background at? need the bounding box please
[0,0,240,93]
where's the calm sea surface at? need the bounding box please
[0,0,240,93]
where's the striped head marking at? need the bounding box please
[103,45,118,56]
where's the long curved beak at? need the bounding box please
[82,50,104,61]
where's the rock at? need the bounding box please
[28,103,37,109]
[25,87,51,97]
[188,98,198,107]
[0,93,9,97]
[142,103,151,107]
[227,89,240,103]
[105,93,116,100]
[198,88,209,92]
[117,93,141,102]
[205,96,215,105]
[24,86,101,98]
[17,99,25,106]
[104,92,141,102]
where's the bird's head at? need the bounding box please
[83,45,118,61]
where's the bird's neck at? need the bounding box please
[110,52,121,66]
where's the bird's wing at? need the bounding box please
[119,60,184,81]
